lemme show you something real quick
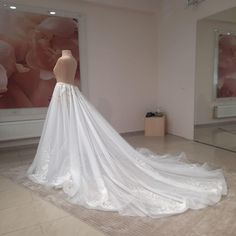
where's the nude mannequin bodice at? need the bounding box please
[53,50,77,85]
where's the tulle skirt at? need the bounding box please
[27,82,227,218]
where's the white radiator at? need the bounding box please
[214,105,236,118]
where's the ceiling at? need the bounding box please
[207,7,236,23]
[80,0,160,12]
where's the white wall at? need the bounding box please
[3,0,236,141]
[157,0,236,139]
[195,19,236,125]
[0,0,158,140]
[83,6,158,133]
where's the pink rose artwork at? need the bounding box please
[0,9,80,108]
[217,34,236,98]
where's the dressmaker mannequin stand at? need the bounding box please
[53,50,77,85]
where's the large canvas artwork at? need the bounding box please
[0,9,80,108]
[217,33,236,99]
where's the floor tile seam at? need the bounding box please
[0,223,43,236]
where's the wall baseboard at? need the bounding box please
[0,137,39,150]
[0,119,44,142]
[121,130,144,137]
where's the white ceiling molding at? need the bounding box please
[80,0,160,13]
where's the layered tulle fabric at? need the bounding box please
[27,82,227,218]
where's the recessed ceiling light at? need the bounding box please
[49,11,56,15]
[10,6,16,9]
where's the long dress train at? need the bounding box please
[27,82,227,218]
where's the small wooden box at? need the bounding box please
[144,116,165,136]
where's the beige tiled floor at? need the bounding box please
[1,133,236,236]
[0,176,105,236]
[125,133,236,171]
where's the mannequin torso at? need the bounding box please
[53,50,77,85]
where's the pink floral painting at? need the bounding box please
[0,9,80,108]
[217,34,236,98]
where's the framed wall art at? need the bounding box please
[214,32,236,100]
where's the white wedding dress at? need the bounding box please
[27,82,227,218]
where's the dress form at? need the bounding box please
[27,50,227,219]
[53,50,77,85]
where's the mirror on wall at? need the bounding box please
[194,7,236,152]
